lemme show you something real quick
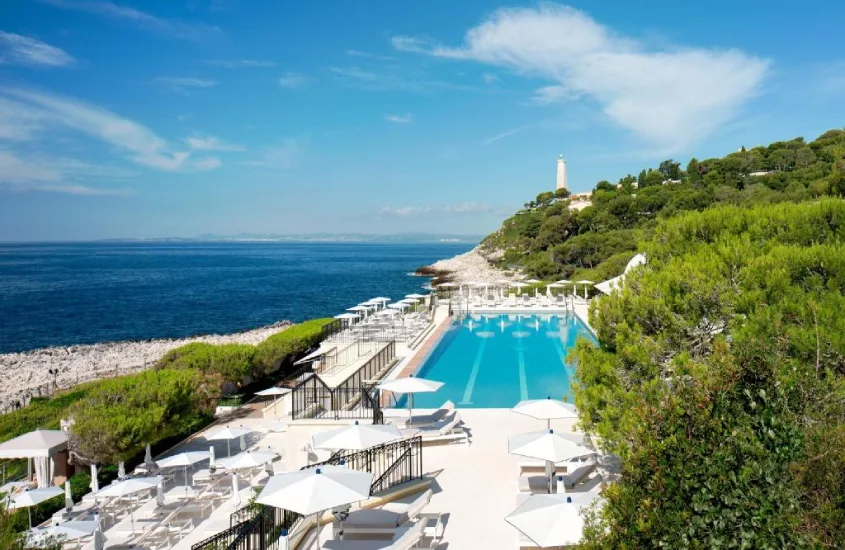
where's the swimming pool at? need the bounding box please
[406,313,597,409]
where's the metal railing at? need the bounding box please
[193,504,300,550]
[307,435,424,495]
[290,342,395,422]
[321,318,344,340]
[192,437,424,550]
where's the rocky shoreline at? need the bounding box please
[417,245,519,284]
[0,321,292,412]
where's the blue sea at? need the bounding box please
[0,242,473,353]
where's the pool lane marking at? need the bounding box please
[517,350,529,401]
[459,338,488,405]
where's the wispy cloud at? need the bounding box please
[243,139,301,170]
[481,123,537,145]
[0,151,134,195]
[278,73,306,89]
[385,113,413,124]
[38,0,221,41]
[184,135,244,152]
[153,76,218,93]
[0,87,220,172]
[392,3,770,150]
[207,59,275,68]
[379,202,493,217]
[329,65,483,94]
[482,73,499,84]
[0,32,75,67]
[346,49,394,61]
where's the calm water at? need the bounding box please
[0,242,473,353]
[408,313,597,409]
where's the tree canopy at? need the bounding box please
[481,129,845,281]
[572,200,845,548]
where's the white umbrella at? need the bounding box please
[509,429,594,493]
[216,450,278,471]
[511,281,529,295]
[96,476,161,533]
[232,472,241,507]
[89,464,99,493]
[575,280,594,299]
[255,387,291,416]
[436,282,456,288]
[256,465,373,550]
[157,451,210,493]
[347,305,369,312]
[144,444,156,470]
[312,421,402,451]
[512,397,578,429]
[375,308,399,317]
[370,297,390,302]
[334,312,359,319]
[207,426,254,457]
[378,376,444,425]
[405,293,426,299]
[29,518,101,547]
[64,479,72,511]
[10,487,63,528]
[387,302,410,310]
[506,494,584,547]
[525,279,542,284]
[554,279,572,285]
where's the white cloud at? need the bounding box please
[0,32,75,67]
[191,157,222,171]
[184,135,244,151]
[481,123,536,145]
[329,65,482,94]
[0,150,133,195]
[0,87,219,172]
[346,49,395,61]
[482,73,499,84]
[379,202,493,217]
[278,73,306,89]
[393,4,769,149]
[329,66,378,81]
[208,59,275,68]
[39,0,221,41]
[154,76,218,93]
[385,113,413,124]
[243,139,301,170]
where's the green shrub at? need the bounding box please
[156,342,258,384]
[67,369,215,464]
[255,318,333,373]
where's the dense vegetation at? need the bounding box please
[481,129,845,282]
[0,318,332,541]
[155,318,331,387]
[572,200,845,548]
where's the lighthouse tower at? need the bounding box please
[556,154,567,190]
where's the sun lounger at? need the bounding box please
[399,411,469,445]
[334,489,432,537]
[323,518,427,550]
[382,401,454,427]
[517,474,557,494]
[507,294,517,307]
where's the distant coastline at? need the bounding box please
[0,233,484,245]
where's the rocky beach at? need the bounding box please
[0,321,291,412]
[418,245,518,284]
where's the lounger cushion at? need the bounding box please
[343,508,404,528]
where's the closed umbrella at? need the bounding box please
[64,479,73,512]
[506,494,584,547]
[10,487,63,528]
[256,465,373,550]
[144,444,156,470]
[156,477,165,506]
[232,472,241,507]
[378,376,444,425]
[209,445,216,470]
[512,397,578,430]
[312,421,402,451]
[117,461,126,479]
[89,464,99,493]
[509,430,593,493]
[207,426,254,457]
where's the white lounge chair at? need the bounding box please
[323,518,427,550]
[383,401,454,427]
[507,294,517,307]
[400,411,469,445]
[334,489,432,537]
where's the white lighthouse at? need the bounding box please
[556,154,567,191]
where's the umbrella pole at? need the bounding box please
[313,511,320,550]
[28,507,31,529]
[547,460,553,494]
[227,440,231,458]
[407,393,413,426]
[184,466,189,496]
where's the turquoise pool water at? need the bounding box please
[406,313,597,409]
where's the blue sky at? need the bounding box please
[1,0,843,241]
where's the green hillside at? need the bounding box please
[479,129,845,283]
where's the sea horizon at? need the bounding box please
[0,241,472,353]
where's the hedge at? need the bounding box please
[254,318,333,373]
